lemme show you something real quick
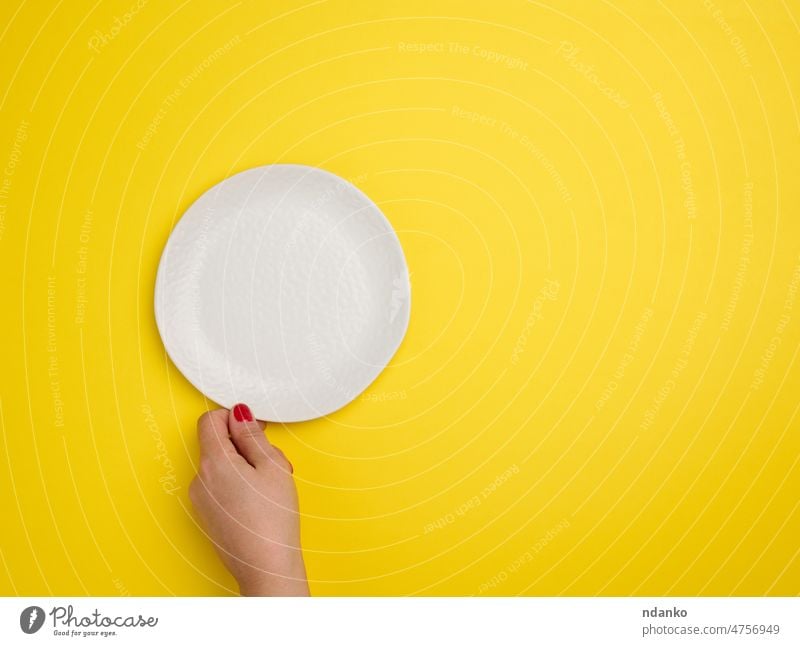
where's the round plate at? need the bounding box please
[154,164,411,422]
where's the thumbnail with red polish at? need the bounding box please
[232,403,254,422]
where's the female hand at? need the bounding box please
[189,404,309,596]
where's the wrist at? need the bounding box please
[238,576,309,596]
[237,559,309,597]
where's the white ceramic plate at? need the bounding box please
[154,164,410,422]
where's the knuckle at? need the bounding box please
[235,423,265,440]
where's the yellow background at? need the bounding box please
[1,0,799,596]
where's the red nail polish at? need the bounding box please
[233,403,253,422]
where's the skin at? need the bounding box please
[188,406,309,596]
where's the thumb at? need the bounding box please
[228,403,271,467]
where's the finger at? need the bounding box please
[197,408,240,460]
[228,403,272,467]
[271,445,294,474]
